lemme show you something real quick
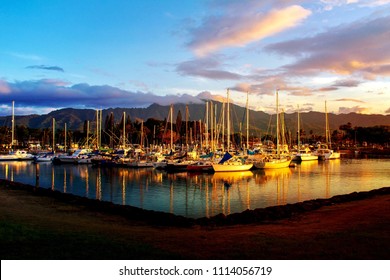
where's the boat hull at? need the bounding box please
[254,158,292,169]
[299,154,319,161]
[212,163,253,172]
[187,161,213,172]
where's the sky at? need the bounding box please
[0,0,390,117]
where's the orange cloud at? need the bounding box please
[189,5,311,56]
[338,106,370,114]
[265,15,390,78]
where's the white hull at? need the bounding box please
[129,161,154,168]
[53,149,93,164]
[315,149,340,160]
[254,157,292,169]
[34,156,54,162]
[0,150,34,161]
[299,154,319,161]
[327,151,340,160]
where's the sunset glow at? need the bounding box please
[0,0,389,116]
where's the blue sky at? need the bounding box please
[1,0,389,116]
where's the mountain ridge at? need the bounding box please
[1,102,389,136]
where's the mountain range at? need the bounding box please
[1,102,389,136]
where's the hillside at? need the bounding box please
[1,102,389,136]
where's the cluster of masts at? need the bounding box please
[1,90,340,169]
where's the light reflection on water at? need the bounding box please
[0,159,389,218]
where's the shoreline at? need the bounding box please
[1,179,389,259]
[2,178,390,227]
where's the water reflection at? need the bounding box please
[0,159,389,218]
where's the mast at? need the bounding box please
[140,120,144,148]
[122,112,126,148]
[185,104,189,148]
[99,109,102,149]
[64,123,67,152]
[205,101,209,149]
[325,101,331,148]
[276,90,280,156]
[214,103,218,149]
[11,101,14,150]
[297,105,300,149]
[227,88,230,152]
[170,104,173,151]
[52,118,55,153]
[199,119,202,149]
[210,101,214,152]
[221,101,225,150]
[86,121,90,149]
[246,92,249,150]
[96,109,99,149]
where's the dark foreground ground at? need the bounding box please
[0,179,389,260]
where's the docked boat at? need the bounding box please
[0,150,35,161]
[314,144,340,160]
[292,105,318,162]
[128,159,154,168]
[187,160,213,172]
[212,152,253,172]
[253,155,292,169]
[34,152,55,162]
[314,101,340,160]
[52,149,93,164]
[163,160,196,172]
[253,91,292,169]
[292,147,318,162]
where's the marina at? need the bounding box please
[1,158,389,218]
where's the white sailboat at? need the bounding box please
[314,101,340,160]
[254,90,292,169]
[0,101,34,161]
[292,105,318,162]
[212,89,253,172]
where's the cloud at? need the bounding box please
[335,98,366,103]
[317,87,339,92]
[332,79,362,87]
[7,52,42,61]
[0,80,11,94]
[26,65,65,72]
[358,0,390,7]
[338,106,369,113]
[187,4,311,56]
[196,91,227,103]
[176,56,243,80]
[319,0,359,10]
[231,75,314,97]
[264,14,390,78]
[231,75,292,95]
[0,79,205,115]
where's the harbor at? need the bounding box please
[1,157,389,218]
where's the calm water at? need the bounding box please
[1,158,389,218]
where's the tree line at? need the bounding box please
[1,112,389,151]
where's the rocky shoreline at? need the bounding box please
[2,178,389,227]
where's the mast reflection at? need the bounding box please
[0,159,388,219]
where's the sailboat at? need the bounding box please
[0,101,34,161]
[253,90,292,169]
[314,101,340,160]
[292,105,318,162]
[212,89,253,172]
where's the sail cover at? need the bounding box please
[218,152,233,164]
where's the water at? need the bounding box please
[1,158,389,218]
